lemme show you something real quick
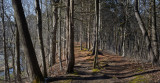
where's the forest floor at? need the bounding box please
[47,45,160,83]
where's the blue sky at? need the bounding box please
[2,0,47,21]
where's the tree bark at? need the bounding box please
[134,0,158,64]
[122,0,128,57]
[15,20,21,82]
[151,0,159,63]
[80,0,83,50]
[88,3,91,50]
[12,0,44,82]
[66,0,75,73]
[49,1,59,66]
[65,0,70,64]
[93,0,99,69]
[58,1,63,70]
[1,0,10,81]
[35,0,47,77]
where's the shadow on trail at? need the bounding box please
[117,69,160,79]
[46,49,160,82]
[100,54,160,80]
[46,75,111,82]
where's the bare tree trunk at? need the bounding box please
[135,0,151,46]
[15,20,21,82]
[12,0,44,82]
[49,1,60,66]
[88,20,90,50]
[148,0,152,38]
[65,0,70,64]
[63,15,66,60]
[58,1,63,70]
[85,27,88,48]
[24,55,29,78]
[122,0,128,57]
[66,0,75,73]
[134,0,152,55]
[1,0,10,81]
[45,0,51,70]
[12,46,16,82]
[80,0,83,50]
[88,2,91,50]
[122,27,126,57]
[93,0,99,69]
[35,0,47,77]
[151,0,159,63]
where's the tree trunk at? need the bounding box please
[35,0,47,77]
[63,14,66,60]
[65,0,70,65]
[49,1,59,66]
[66,0,75,73]
[151,0,159,63]
[1,0,10,81]
[12,0,44,82]
[122,27,126,57]
[122,0,128,57]
[80,0,83,50]
[15,20,21,82]
[93,0,99,69]
[12,46,16,82]
[88,4,91,50]
[58,1,63,70]
[134,0,157,63]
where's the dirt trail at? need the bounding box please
[47,45,160,83]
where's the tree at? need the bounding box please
[1,0,10,81]
[66,0,75,73]
[134,0,151,57]
[80,0,83,50]
[58,0,63,70]
[87,0,91,50]
[122,0,129,57]
[12,0,44,82]
[134,0,159,64]
[150,0,159,64]
[93,0,99,68]
[15,20,21,82]
[49,0,60,66]
[35,0,47,77]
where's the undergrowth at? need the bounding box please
[129,75,148,83]
[92,69,100,73]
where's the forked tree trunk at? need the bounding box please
[134,0,158,64]
[49,0,59,66]
[35,0,47,77]
[135,0,151,51]
[12,0,44,82]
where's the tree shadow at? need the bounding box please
[45,75,111,82]
[102,59,127,63]
[46,50,160,83]
[100,60,160,79]
[117,69,160,79]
